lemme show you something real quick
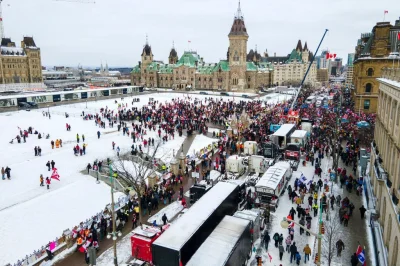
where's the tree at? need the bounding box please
[322,212,343,266]
[113,137,166,220]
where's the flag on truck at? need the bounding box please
[356,245,366,266]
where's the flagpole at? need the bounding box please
[383,11,386,22]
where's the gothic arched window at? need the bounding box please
[234,51,239,61]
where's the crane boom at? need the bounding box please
[290,29,329,110]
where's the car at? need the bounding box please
[199,91,208,95]
[242,94,249,98]
[26,102,38,108]
[220,92,229,96]
[18,102,31,109]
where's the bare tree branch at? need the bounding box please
[322,211,343,266]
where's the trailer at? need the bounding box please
[243,141,258,155]
[233,209,262,242]
[290,130,308,147]
[186,216,252,266]
[226,156,246,175]
[151,182,241,266]
[272,123,296,149]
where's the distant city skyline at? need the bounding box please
[3,0,399,66]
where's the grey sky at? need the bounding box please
[3,0,399,67]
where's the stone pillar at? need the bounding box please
[147,172,158,189]
[179,147,186,175]
[170,158,179,175]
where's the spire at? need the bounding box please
[172,40,175,49]
[296,40,302,51]
[235,0,243,19]
[303,42,308,51]
[145,33,148,45]
[105,62,109,73]
[255,44,257,52]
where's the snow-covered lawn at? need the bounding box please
[186,134,216,158]
[147,201,184,225]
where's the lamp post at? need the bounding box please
[281,203,323,265]
[107,164,121,266]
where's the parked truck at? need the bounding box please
[151,182,242,266]
[186,215,252,266]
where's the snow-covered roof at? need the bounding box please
[209,170,221,182]
[290,130,308,139]
[153,182,238,250]
[272,123,295,137]
[256,164,288,190]
[233,209,260,223]
[186,216,250,266]
[1,46,25,56]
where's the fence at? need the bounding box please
[88,169,127,192]
[0,83,47,92]
[10,186,130,266]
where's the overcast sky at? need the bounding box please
[3,0,399,67]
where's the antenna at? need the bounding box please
[235,0,243,19]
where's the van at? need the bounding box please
[305,96,316,105]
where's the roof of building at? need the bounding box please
[130,65,141,74]
[247,49,261,62]
[261,55,289,64]
[246,61,257,71]
[169,48,177,58]
[286,49,303,63]
[197,64,215,74]
[303,42,308,51]
[212,60,230,72]
[146,61,161,71]
[142,44,152,56]
[308,51,313,61]
[23,37,36,47]
[229,18,248,36]
[158,64,174,74]
[296,40,302,51]
[176,51,200,68]
[1,38,13,47]
[361,33,374,56]
[1,47,25,56]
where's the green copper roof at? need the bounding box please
[212,60,230,72]
[131,65,141,74]
[146,62,161,71]
[258,62,273,71]
[361,33,374,55]
[286,49,303,63]
[176,51,200,68]
[158,64,174,74]
[197,64,215,74]
[246,62,257,71]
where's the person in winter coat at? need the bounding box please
[5,166,11,179]
[273,232,280,247]
[116,146,120,156]
[290,242,298,263]
[82,134,85,142]
[359,205,367,219]
[38,146,42,156]
[46,177,51,189]
[87,163,92,174]
[50,160,55,169]
[351,253,359,266]
[278,234,284,245]
[336,239,345,256]
[295,252,301,265]
[76,134,80,143]
[289,207,296,219]
[147,201,152,216]
[97,131,101,139]
[1,167,5,180]
[299,217,305,235]
[46,161,51,171]
[263,232,270,250]
[285,235,292,252]
[303,244,311,263]
[278,242,285,260]
[162,213,168,225]
[40,174,44,186]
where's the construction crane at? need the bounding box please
[290,29,329,110]
[53,0,96,4]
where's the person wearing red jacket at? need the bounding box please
[46,177,51,189]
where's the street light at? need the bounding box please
[107,164,120,266]
[280,203,324,265]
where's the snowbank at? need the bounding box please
[147,201,184,225]
[186,134,216,158]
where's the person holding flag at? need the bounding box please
[356,245,366,266]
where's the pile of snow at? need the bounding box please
[147,201,184,225]
[186,135,216,158]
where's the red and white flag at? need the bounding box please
[326,52,337,59]
[397,32,400,40]
[384,10,388,14]
[188,40,191,43]
[51,168,60,181]
[268,253,272,262]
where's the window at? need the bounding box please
[365,83,372,93]
[367,68,374,76]
[248,77,251,82]
[233,51,239,61]
[364,99,370,110]
[144,57,147,60]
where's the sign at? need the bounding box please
[192,172,199,178]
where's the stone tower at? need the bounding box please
[228,1,248,91]
[141,35,153,75]
[302,41,309,63]
[168,42,178,64]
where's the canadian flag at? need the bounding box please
[384,10,388,14]
[326,52,337,59]
[398,32,400,40]
[51,168,60,181]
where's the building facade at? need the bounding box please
[0,37,42,84]
[352,18,400,113]
[254,40,317,87]
[345,53,355,87]
[131,3,273,91]
[369,67,400,266]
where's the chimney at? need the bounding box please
[21,41,25,48]
[274,52,276,57]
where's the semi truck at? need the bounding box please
[186,215,252,266]
[151,182,242,266]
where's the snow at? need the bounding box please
[272,123,296,137]
[147,201,184,225]
[96,231,134,266]
[153,181,238,250]
[209,170,221,182]
[290,130,308,139]
[0,94,188,265]
[186,134,216,158]
[256,166,287,191]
